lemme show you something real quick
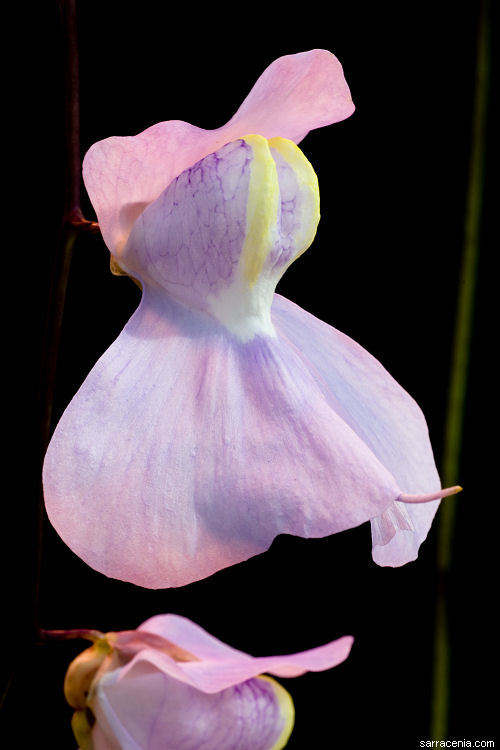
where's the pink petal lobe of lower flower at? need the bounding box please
[138,614,249,662]
[82,49,353,255]
[124,614,354,694]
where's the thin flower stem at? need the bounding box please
[431,0,490,739]
[40,629,105,643]
[34,0,100,644]
[60,0,81,221]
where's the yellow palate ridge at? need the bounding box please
[242,134,280,285]
[241,134,320,285]
[268,136,320,267]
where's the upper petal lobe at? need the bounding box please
[82,50,353,255]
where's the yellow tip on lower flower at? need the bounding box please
[71,709,94,750]
[64,638,112,709]
[257,675,295,750]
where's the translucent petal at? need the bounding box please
[271,294,446,566]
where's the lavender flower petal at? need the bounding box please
[91,665,293,750]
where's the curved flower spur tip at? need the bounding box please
[64,616,352,750]
[398,485,463,504]
[82,48,352,256]
[369,486,463,567]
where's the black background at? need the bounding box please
[2,1,495,748]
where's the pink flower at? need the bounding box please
[43,49,460,589]
[64,614,353,750]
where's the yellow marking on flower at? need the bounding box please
[268,136,320,267]
[257,675,295,749]
[241,135,280,285]
[71,709,94,750]
[64,637,112,709]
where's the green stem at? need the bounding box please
[430,0,490,739]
